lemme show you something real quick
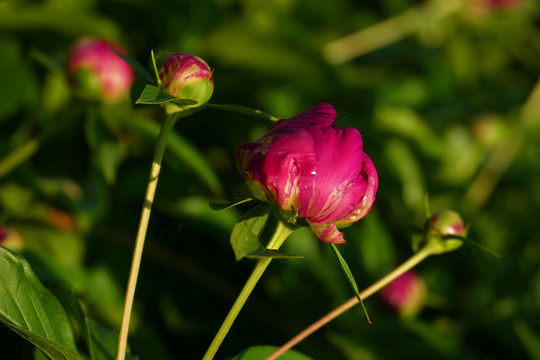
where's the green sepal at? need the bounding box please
[235,222,303,261]
[135,84,198,107]
[329,243,371,324]
[109,46,154,84]
[209,197,255,211]
[230,203,302,261]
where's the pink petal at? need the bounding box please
[308,222,347,244]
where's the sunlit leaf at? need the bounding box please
[330,243,371,323]
[0,247,79,356]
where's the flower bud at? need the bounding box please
[0,226,23,252]
[381,271,426,317]
[236,103,378,244]
[424,209,467,253]
[157,53,214,107]
[67,37,135,103]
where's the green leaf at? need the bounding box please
[330,243,371,324]
[135,84,198,106]
[1,321,85,360]
[84,110,126,185]
[515,320,540,360]
[230,203,302,261]
[0,247,78,352]
[88,318,137,360]
[53,286,94,360]
[209,197,255,211]
[205,103,280,121]
[233,345,313,360]
[126,116,225,197]
[109,46,154,84]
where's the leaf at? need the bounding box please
[108,46,154,84]
[127,116,225,197]
[330,243,371,324]
[1,321,85,360]
[84,110,126,185]
[135,84,198,106]
[0,247,78,351]
[230,203,302,261]
[209,197,255,211]
[233,345,313,360]
[88,318,137,360]
[53,286,94,360]
[515,320,540,360]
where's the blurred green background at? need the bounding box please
[1,0,540,358]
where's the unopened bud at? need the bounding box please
[67,37,135,103]
[158,53,214,107]
[381,271,426,317]
[424,209,467,254]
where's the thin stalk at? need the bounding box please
[202,220,295,360]
[116,114,178,360]
[0,138,39,179]
[266,245,434,360]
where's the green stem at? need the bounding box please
[267,245,434,360]
[0,138,39,179]
[116,114,178,360]
[205,103,280,122]
[202,220,295,360]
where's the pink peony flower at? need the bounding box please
[381,271,426,316]
[158,53,214,106]
[67,37,135,103]
[236,104,378,244]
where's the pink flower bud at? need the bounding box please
[488,0,524,10]
[429,210,467,237]
[236,104,378,244]
[381,271,426,317]
[67,37,135,103]
[0,226,23,251]
[158,53,214,106]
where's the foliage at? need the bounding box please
[1,0,540,359]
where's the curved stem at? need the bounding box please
[116,114,178,360]
[202,220,295,360]
[267,246,434,360]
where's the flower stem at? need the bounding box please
[116,114,178,360]
[266,245,434,360]
[202,220,295,360]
